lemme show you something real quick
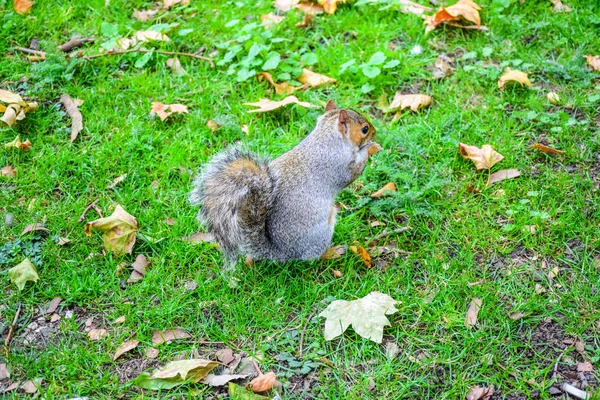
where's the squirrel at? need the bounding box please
[189,99,382,264]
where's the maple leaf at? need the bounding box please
[319,291,400,343]
[424,0,483,33]
[458,143,504,170]
[132,359,219,390]
[297,68,336,88]
[151,102,189,121]
[371,182,397,198]
[257,72,297,95]
[244,96,316,113]
[386,93,431,112]
[464,297,482,327]
[498,68,532,90]
[14,0,33,14]
[585,55,600,71]
[85,204,138,255]
[8,258,39,290]
[318,0,347,14]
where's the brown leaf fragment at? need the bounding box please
[386,93,431,112]
[466,385,494,400]
[371,182,397,198]
[128,254,150,283]
[498,68,532,90]
[14,0,33,14]
[332,270,343,278]
[321,245,347,259]
[181,232,215,244]
[88,329,108,341]
[464,298,482,327]
[424,0,482,33]
[150,102,188,121]
[2,165,16,177]
[4,135,32,150]
[296,2,324,14]
[113,339,140,360]
[133,8,159,22]
[50,313,61,322]
[577,362,594,372]
[20,379,40,394]
[508,311,524,320]
[166,57,187,76]
[349,245,372,268]
[257,72,297,95]
[85,204,138,255]
[296,12,313,27]
[531,143,565,155]
[260,12,285,28]
[535,283,546,294]
[432,54,455,79]
[202,373,249,387]
[488,169,520,185]
[207,120,221,132]
[458,143,504,170]
[585,55,600,71]
[0,363,10,380]
[297,68,336,88]
[146,348,160,359]
[550,0,571,12]
[547,266,559,279]
[275,0,298,12]
[4,382,19,392]
[370,221,386,227]
[136,30,170,42]
[107,174,127,189]
[21,223,49,236]
[163,0,189,8]
[57,237,71,246]
[113,316,126,324]
[43,297,62,315]
[244,96,316,113]
[60,94,84,142]
[152,329,191,346]
[247,371,277,393]
[216,348,235,365]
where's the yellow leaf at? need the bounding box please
[424,0,482,33]
[257,72,297,95]
[458,143,504,170]
[247,372,277,393]
[151,102,189,121]
[349,245,372,268]
[297,68,336,88]
[85,204,138,255]
[8,258,39,290]
[0,89,26,105]
[498,67,532,90]
[244,96,317,113]
[13,0,33,14]
[386,93,431,112]
[585,55,600,71]
[4,135,31,151]
[371,182,397,198]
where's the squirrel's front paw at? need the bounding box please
[367,142,383,156]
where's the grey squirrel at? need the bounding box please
[189,100,381,263]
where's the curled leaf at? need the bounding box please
[152,329,191,346]
[464,298,482,327]
[458,143,504,170]
[244,96,316,113]
[257,72,296,95]
[531,143,565,155]
[247,372,277,392]
[349,245,372,268]
[498,68,532,90]
[127,254,150,283]
[8,258,39,290]
[371,182,397,198]
[85,204,138,255]
[114,339,140,360]
[424,0,482,33]
[4,135,32,151]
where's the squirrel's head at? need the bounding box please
[322,99,376,149]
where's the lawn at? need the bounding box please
[1,0,600,398]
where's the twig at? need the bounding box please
[14,47,46,57]
[78,199,100,222]
[4,303,22,348]
[59,36,96,52]
[298,308,318,358]
[561,383,589,399]
[368,226,412,245]
[251,358,263,376]
[91,204,103,219]
[80,48,214,67]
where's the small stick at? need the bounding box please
[59,36,96,52]
[251,358,263,376]
[91,204,103,219]
[368,226,412,245]
[561,383,589,399]
[78,199,100,222]
[80,48,214,67]
[298,308,318,358]
[14,47,46,57]
[4,303,22,348]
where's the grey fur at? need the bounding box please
[189,108,375,263]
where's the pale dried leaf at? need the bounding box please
[385,342,400,359]
[151,359,218,382]
[585,55,600,71]
[432,54,455,79]
[21,223,49,235]
[181,232,215,244]
[274,0,299,12]
[387,93,431,112]
[508,311,523,320]
[424,0,481,33]
[0,363,10,380]
[458,143,504,171]
[547,266,559,279]
[207,120,221,132]
[88,329,108,341]
[318,0,347,14]
[166,57,187,76]
[85,204,138,255]
[146,348,160,359]
[4,135,32,150]
[248,372,277,392]
[498,68,532,90]
[577,361,594,372]
[321,245,347,259]
[244,96,316,113]
[333,270,343,278]
[466,385,494,400]
[50,313,61,322]
[216,348,235,365]
[113,316,126,324]
[14,0,33,14]
[296,2,324,14]
[60,94,84,142]
[297,68,336,88]
[151,102,188,121]
[43,297,62,315]
[260,13,285,28]
[349,245,372,268]
[257,72,297,95]
[535,283,546,294]
[8,258,39,290]
[0,89,26,105]
[136,30,170,42]
[464,298,482,327]
[163,0,190,8]
[319,291,400,343]
[127,254,149,283]
[399,0,432,15]
[550,0,571,12]
[57,237,70,246]
[152,329,191,346]
[20,380,39,394]
[133,8,159,22]
[488,169,521,185]
[546,92,560,104]
[202,373,249,387]
[371,182,397,198]
[113,339,140,360]
[107,174,127,189]
[2,165,16,177]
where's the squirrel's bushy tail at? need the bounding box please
[189,146,277,260]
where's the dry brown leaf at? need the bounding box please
[399,0,432,15]
[152,329,191,346]
[57,237,71,246]
[50,313,61,322]
[531,143,565,155]
[386,93,431,112]
[432,54,455,79]
[296,2,324,14]
[21,223,49,235]
[577,361,594,372]
[127,254,149,283]
[318,0,347,14]
[133,8,159,22]
[458,143,504,171]
[297,68,336,88]
[206,120,221,132]
[14,0,33,14]
[145,348,160,359]
[60,94,83,142]
[508,311,524,320]
[4,135,32,150]
[163,0,189,8]
[2,165,16,177]
[151,102,189,121]
[349,245,372,268]
[296,12,313,27]
[260,12,285,28]
[547,265,559,279]
[136,30,170,42]
[166,57,187,76]
[248,371,277,392]
[244,96,316,113]
[424,0,482,33]
[88,329,108,341]
[107,174,127,189]
[257,72,297,95]
[0,89,26,105]
[181,232,215,244]
[498,68,532,90]
[488,169,520,185]
[535,283,546,294]
[113,339,140,360]
[466,385,494,400]
[0,363,10,380]
[584,55,600,71]
[275,0,299,12]
[321,245,347,259]
[550,0,571,12]
[85,204,138,255]
[42,297,62,315]
[464,298,482,327]
[333,269,343,278]
[21,379,40,394]
[370,221,386,227]
[114,316,126,324]
[371,182,397,198]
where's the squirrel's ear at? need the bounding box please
[325,99,337,111]
[338,110,349,135]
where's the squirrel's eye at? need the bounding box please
[361,125,369,135]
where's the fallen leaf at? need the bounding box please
[508,311,523,320]
[133,8,159,22]
[8,258,39,290]
[184,280,198,291]
[319,291,400,343]
[0,363,10,380]
[4,135,32,151]
[432,54,455,79]
[14,0,33,14]
[424,0,482,33]
[244,96,316,113]
[295,2,324,14]
[535,283,546,294]
[399,0,432,15]
[498,68,532,90]
[206,120,221,132]
[318,0,347,14]
[531,143,565,155]
[127,254,150,283]
[385,341,400,359]
[257,72,296,95]
[4,382,19,392]
[57,237,71,246]
[181,232,215,244]
[60,94,84,142]
[547,265,559,279]
[550,0,571,12]
[458,143,504,171]
[152,329,191,346]
[464,298,482,327]
[349,245,372,268]
[296,12,313,27]
[85,205,138,255]
[20,379,40,394]
[333,269,343,278]
[488,169,520,185]
[546,92,560,104]
[248,372,276,393]
[132,359,219,389]
[1,165,16,177]
[0,90,37,127]
[260,12,285,28]
[321,245,347,259]
[21,223,49,236]
[228,382,269,399]
[88,329,108,341]
[466,385,494,400]
[146,348,160,359]
[274,0,298,12]
[166,57,187,76]
[163,0,189,8]
[577,362,594,372]
[0,89,26,105]
[215,348,235,365]
[107,174,127,189]
[297,68,336,88]
[43,297,62,315]
[113,339,140,360]
[202,373,249,387]
[136,30,170,42]
[50,313,61,322]
[371,182,397,198]
[585,55,600,71]
[386,93,431,112]
[151,102,188,121]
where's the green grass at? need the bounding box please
[1,0,600,398]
